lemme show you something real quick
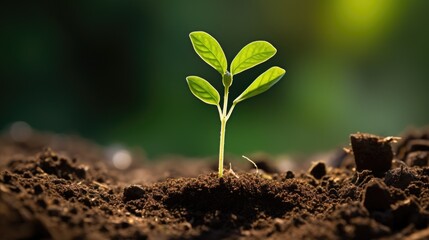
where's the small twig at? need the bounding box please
[228,163,239,178]
[93,181,109,189]
[242,155,259,174]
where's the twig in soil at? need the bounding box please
[228,163,240,178]
[242,155,259,175]
[93,181,109,189]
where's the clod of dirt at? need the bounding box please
[350,133,393,177]
[351,170,375,186]
[391,197,423,230]
[123,185,146,202]
[362,179,391,212]
[285,170,295,179]
[404,139,429,152]
[308,161,326,179]
[396,137,429,161]
[37,149,87,180]
[406,151,429,167]
[384,167,417,189]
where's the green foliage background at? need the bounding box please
[1,0,428,158]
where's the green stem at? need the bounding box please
[226,102,236,121]
[218,116,226,177]
[218,85,229,178]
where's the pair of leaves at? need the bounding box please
[186,67,285,106]
[187,31,285,106]
[189,31,277,76]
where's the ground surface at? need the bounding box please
[1,128,429,239]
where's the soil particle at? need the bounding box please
[403,139,429,153]
[395,128,429,161]
[37,149,87,180]
[33,184,44,195]
[123,185,146,202]
[406,151,429,167]
[308,161,327,179]
[362,179,392,212]
[285,170,295,179]
[390,197,425,230]
[350,133,394,177]
[351,169,375,186]
[384,167,417,190]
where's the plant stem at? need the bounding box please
[226,102,236,121]
[218,85,229,178]
[218,116,226,177]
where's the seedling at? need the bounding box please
[186,31,286,178]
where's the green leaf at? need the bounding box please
[233,67,285,104]
[186,76,220,105]
[189,31,227,75]
[230,41,277,75]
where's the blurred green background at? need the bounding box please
[0,0,428,158]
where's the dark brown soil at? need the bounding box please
[1,128,429,239]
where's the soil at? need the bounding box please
[1,128,429,239]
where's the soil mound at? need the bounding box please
[1,128,429,239]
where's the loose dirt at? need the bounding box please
[1,128,429,239]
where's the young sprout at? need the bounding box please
[186,31,286,178]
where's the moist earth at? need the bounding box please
[1,128,429,239]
